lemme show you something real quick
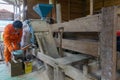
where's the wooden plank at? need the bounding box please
[37,52,57,67]
[100,6,117,80]
[56,54,89,65]
[50,14,102,32]
[55,38,99,57]
[35,33,55,80]
[43,32,59,58]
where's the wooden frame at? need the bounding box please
[50,6,119,80]
[30,6,119,80]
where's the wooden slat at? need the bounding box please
[55,38,99,57]
[50,14,102,32]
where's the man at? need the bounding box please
[3,20,23,64]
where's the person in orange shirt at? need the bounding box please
[3,20,23,64]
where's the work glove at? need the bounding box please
[11,50,23,55]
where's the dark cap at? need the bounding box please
[13,20,23,28]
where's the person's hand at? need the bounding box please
[11,50,23,55]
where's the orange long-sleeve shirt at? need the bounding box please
[3,24,23,52]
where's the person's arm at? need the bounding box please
[3,26,14,52]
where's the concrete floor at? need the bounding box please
[0,61,49,80]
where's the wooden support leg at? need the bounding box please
[54,66,65,80]
[100,6,117,80]
[46,65,54,80]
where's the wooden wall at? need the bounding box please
[26,0,48,19]
[59,0,120,21]
[26,0,120,21]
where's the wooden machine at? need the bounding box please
[29,6,120,80]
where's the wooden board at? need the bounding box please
[55,38,99,57]
[50,14,102,32]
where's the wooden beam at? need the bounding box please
[50,14,101,32]
[100,6,117,80]
[55,38,99,57]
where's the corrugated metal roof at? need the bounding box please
[0,9,13,13]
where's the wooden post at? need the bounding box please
[13,4,15,20]
[49,0,55,4]
[100,6,117,80]
[23,0,27,20]
[18,3,21,20]
[56,3,62,23]
[90,0,93,15]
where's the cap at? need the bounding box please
[13,20,23,28]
